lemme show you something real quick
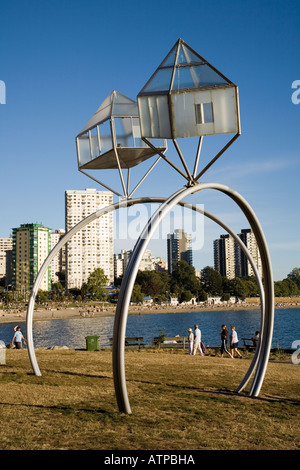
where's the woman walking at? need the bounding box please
[220,325,233,358]
[187,328,194,355]
[230,325,242,358]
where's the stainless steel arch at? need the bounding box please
[26,198,147,376]
[28,195,263,375]
[113,183,274,413]
[26,188,272,414]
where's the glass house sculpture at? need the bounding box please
[76,90,166,197]
[137,38,240,139]
[76,90,166,171]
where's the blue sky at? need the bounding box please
[0,0,299,281]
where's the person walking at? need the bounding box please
[193,324,203,356]
[230,325,242,358]
[220,324,233,358]
[251,331,260,348]
[11,326,27,349]
[188,328,194,355]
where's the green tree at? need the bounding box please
[171,261,200,301]
[36,289,48,303]
[136,270,171,301]
[274,279,299,297]
[201,266,223,296]
[131,284,145,303]
[180,290,193,302]
[287,268,300,289]
[86,268,109,300]
[0,290,14,303]
[230,278,248,300]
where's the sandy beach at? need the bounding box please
[0,297,299,324]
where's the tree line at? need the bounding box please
[1,265,300,304]
[116,263,300,303]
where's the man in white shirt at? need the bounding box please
[193,324,204,356]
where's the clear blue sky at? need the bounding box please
[0,0,299,281]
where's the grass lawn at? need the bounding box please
[0,347,299,450]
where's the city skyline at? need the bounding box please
[1,1,299,282]
[3,207,290,291]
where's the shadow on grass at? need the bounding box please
[38,368,300,407]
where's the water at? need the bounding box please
[0,308,299,350]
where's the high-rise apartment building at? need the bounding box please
[114,249,168,279]
[114,248,158,279]
[214,229,262,279]
[0,237,13,286]
[114,249,132,280]
[50,229,66,284]
[12,224,51,291]
[236,229,262,278]
[167,229,193,274]
[65,189,114,289]
[214,234,235,279]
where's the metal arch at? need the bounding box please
[26,198,149,376]
[182,201,264,395]
[113,183,274,413]
[27,194,262,377]
[25,188,272,413]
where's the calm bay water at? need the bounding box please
[0,308,299,350]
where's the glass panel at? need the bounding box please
[195,102,213,124]
[112,101,138,117]
[142,67,173,93]
[98,120,113,154]
[172,88,238,137]
[211,87,237,134]
[90,127,100,159]
[138,96,151,138]
[138,95,171,139]
[132,117,143,147]
[198,65,228,86]
[148,137,165,148]
[114,117,134,148]
[195,103,203,124]
[178,44,203,65]
[156,94,172,138]
[77,134,91,166]
[148,96,160,136]
[173,64,228,90]
[160,43,177,67]
[203,102,214,123]
[172,92,197,137]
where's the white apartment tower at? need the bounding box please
[214,234,236,279]
[113,248,155,279]
[50,229,66,284]
[167,229,193,274]
[214,229,262,279]
[0,237,13,286]
[65,189,114,289]
[236,229,262,278]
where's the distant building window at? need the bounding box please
[195,102,214,124]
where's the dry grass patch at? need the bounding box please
[0,348,299,450]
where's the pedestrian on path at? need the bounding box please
[11,326,27,349]
[230,325,242,358]
[220,324,233,358]
[193,324,204,356]
[188,328,194,355]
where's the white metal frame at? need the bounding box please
[26,187,273,415]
